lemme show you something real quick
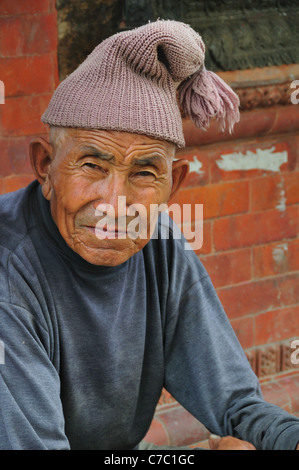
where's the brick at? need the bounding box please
[251,172,299,212]
[173,180,249,220]
[279,274,299,306]
[253,239,299,278]
[158,388,177,406]
[213,206,298,251]
[201,248,251,288]
[0,0,52,15]
[255,305,299,346]
[287,135,299,172]
[196,221,212,255]
[219,281,271,319]
[143,418,170,446]
[251,175,281,212]
[285,172,299,205]
[0,14,57,57]
[156,405,209,447]
[0,94,51,137]
[278,375,299,414]
[268,104,299,135]
[230,316,254,349]
[218,273,299,319]
[296,135,299,171]
[175,147,209,188]
[0,55,57,98]
[0,142,13,176]
[261,381,291,411]
[2,174,35,194]
[0,136,46,176]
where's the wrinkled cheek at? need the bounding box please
[49,192,77,243]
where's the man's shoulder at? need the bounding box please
[0,182,36,251]
[148,211,207,278]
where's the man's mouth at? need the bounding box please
[85,225,134,239]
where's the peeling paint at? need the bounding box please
[272,243,288,266]
[189,156,204,175]
[216,146,288,172]
[0,81,4,105]
[275,177,287,212]
[276,189,287,212]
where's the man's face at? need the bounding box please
[43,129,178,266]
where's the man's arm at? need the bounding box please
[209,435,256,450]
[164,273,299,450]
[0,302,70,449]
[209,436,299,450]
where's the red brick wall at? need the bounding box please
[0,0,58,193]
[174,97,299,379]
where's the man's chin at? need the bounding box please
[73,240,146,267]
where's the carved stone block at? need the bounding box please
[256,345,280,377]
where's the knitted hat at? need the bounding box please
[42,20,239,147]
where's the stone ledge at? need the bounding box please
[183,103,299,148]
[218,64,299,89]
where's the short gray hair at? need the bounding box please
[49,126,68,153]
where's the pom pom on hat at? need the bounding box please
[42,20,239,147]
[178,65,240,133]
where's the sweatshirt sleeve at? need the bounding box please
[0,302,70,450]
[164,273,299,450]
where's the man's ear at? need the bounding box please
[169,159,189,201]
[29,137,53,200]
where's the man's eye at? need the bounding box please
[84,162,98,169]
[83,162,108,176]
[136,171,155,177]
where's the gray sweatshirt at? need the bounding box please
[0,181,298,450]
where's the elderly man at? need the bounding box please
[0,20,299,451]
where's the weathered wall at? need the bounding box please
[56,0,123,80]
[0,0,58,192]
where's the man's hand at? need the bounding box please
[209,435,256,450]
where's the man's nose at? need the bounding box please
[92,174,132,217]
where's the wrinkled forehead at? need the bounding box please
[49,127,176,160]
